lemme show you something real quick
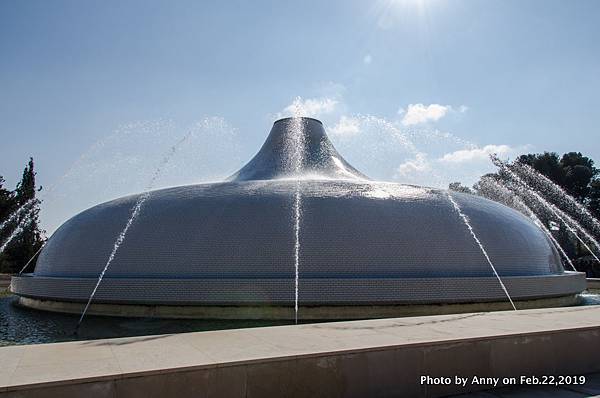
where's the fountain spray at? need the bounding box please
[492,155,600,264]
[0,214,33,254]
[513,161,600,237]
[287,104,306,325]
[75,131,193,333]
[477,176,576,271]
[0,199,36,233]
[446,192,517,311]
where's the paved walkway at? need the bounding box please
[1,306,600,397]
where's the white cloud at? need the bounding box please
[363,54,372,64]
[398,103,469,126]
[329,116,361,137]
[395,153,431,177]
[282,96,338,118]
[400,103,450,126]
[438,145,513,163]
[322,112,528,189]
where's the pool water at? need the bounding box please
[0,295,291,346]
[1,293,599,346]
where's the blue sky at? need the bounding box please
[1,0,599,232]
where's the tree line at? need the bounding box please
[0,158,45,274]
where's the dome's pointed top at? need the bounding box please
[229,117,368,181]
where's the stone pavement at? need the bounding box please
[1,306,600,397]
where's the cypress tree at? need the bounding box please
[0,176,18,252]
[0,158,45,274]
[0,175,16,222]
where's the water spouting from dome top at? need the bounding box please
[288,116,306,324]
[235,115,367,323]
[229,117,368,182]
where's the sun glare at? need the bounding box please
[372,0,434,30]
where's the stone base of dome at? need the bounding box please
[10,272,586,306]
[15,294,581,320]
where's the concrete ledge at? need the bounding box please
[15,294,581,320]
[2,306,600,397]
[588,278,600,292]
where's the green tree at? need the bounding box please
[448,181,473,194]
[560,152,598,202]
[0,158,45,274]
[0,175,16,225]
[0,175,18,250]
[518,151,598,203]
[589,180,600,220]
[518,152,564,186]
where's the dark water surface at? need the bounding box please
[0,295,291,346]
[1,293,599,347]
